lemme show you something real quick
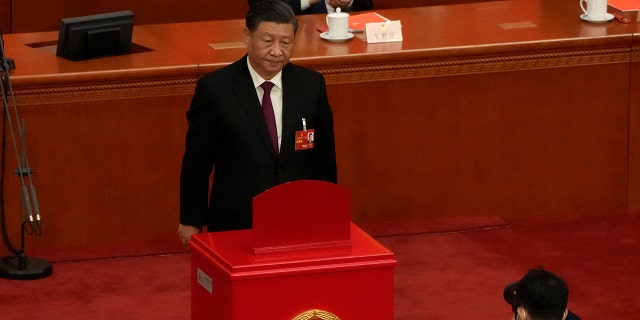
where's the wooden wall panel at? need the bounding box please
[373,0,506,9]
[11,0,249,33]
[628,35,640,208]
[0,22,200,259]
[6,0,503,34]
[1,93,192,258]
[0,0,10,33]
[329,63,630,224]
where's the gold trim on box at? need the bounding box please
[292,309,341,320]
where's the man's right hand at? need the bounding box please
[178,224,202,246]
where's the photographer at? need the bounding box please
[503,267,581,320]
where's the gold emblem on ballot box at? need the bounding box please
[292,309,340,320]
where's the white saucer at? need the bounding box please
[580,13,614,23]
[320,32,354,42]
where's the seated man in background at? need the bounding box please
[503,267,581,320]
[249,0,373,14]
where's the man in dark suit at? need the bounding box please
[249,0,373,15]
[179,0,337,245]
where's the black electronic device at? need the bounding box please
[503,282,581,320]
[56,10,134,61]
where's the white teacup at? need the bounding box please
[326,8,349,39]
[580,0,608,21]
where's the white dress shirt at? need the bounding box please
[246,57,283,152]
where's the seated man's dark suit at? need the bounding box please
[250,0,373,15]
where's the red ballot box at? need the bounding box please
[190,180,397,320]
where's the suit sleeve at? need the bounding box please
[179,79,216,227]
[248,0,306,13]
[351,0,373,11]
[273,0,305,14]
[315,76,338,183]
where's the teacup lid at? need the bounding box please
[328,7,349,17]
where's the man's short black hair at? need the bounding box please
[246,0,299,33]
[515,267,569,320]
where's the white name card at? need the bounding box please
[365,20,403,43]
[197,268,213,294]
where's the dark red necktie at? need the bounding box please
[260,81,278,154]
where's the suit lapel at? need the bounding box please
[310,0,327,13]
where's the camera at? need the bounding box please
[503,282,519,313]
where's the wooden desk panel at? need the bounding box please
[3,94,190,246]
[331,64,630,222]
[0,0,9,34]
[10,0,249,33]
[629,33,640,207]
[273,2,635,221]
[3,0,499,34]
[1,0,638,258]
[1,26,198,258]
[373,0,506,9]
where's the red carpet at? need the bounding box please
[378,212,640,319]
[1,212,638,319]
[358,216,509,237]
[0,254,191,319]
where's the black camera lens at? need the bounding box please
[503,282,519,310]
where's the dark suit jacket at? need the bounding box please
[249,0,373,15]
[180,56,337,232]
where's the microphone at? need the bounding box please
[31,185,41,229]
[0,25,50,280]
[15,121,41,233]
[0,29,16,73]
[1,29,40,232]
[0,27,4,59]
[21,186,36,228]
[18,185,41,231]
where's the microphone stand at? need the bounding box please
[0,29,52,280]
